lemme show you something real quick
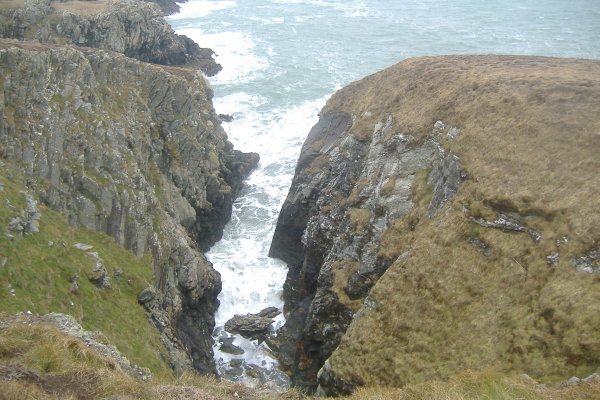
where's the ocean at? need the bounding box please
[167,0,600,387]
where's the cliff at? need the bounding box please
[269,55,600,393]
[0,34,258,375]
[0,0,221,75]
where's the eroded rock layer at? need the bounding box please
[0,0,221,75]
[270,55,600,393]
[0,38,257,374]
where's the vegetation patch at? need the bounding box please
[52,0,108,16]
[0,167,171,378]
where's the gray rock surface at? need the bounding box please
[0,39,257,375]
[224,308,280,340]
[0,0,221,75]
[269,112,461,389]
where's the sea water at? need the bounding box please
[167,0,600,387]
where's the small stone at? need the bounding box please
[113,269,123,278]
[5,233,14,240]
[567,376,581,385]
[546,253,559,267]
[47,241,54,247]
[74,243,93,251]
[1,257,6,267]
[583,373,600,382]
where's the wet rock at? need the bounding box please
[256,306,281,318]
[218,337,245,355]
[219,114,234,122]
[224,314,274,341]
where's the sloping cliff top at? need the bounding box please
[270,54,600,393]
[323,55,600,243]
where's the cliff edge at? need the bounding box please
[269,55,600,393]
[0,0,221,76]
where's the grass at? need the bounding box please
[0,314,307,399]
[0,167,171,378]
[52,0,108,16]
[312,56,600,391]
[339,370,600,400]
[0,0,25,11]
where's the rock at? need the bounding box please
[6,192,41,236]
[219,114,234,122]
[218,337,245,355]
[0,0,221,76]
[546,253,559,267]
[73,243,94,251]
[224,314,274,341]
[567,376,581,385]
[583,373,600,382]
[86,251,111,289]
[571,247,599,273]
[467,237,491,257]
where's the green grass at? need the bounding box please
[0,168,171,377]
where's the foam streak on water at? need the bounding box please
[167,0,599,388]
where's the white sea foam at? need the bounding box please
[207,95,324,385]
[176,29,269,84]
[167,0,236,20]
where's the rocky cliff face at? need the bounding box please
[0,0,221,75]
[0,37,257,374]
[270,55,600,393]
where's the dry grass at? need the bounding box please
[339,370,600,400]
[0,0,25,11]
[318,56,600,390]
[52,0,108,16]
[0,315,307,400]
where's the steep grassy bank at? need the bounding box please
[0,165,170,377]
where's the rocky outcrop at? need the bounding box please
[0,312,152,381]
[0,38,257,375]
[0,0,221,76]
[224,307,281,340]
[270,55,600,393]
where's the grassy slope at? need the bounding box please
[0,166,172,377]
[321,56,600,387]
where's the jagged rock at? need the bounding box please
[218,337,245,355]
[6,192,41,236]
[86,251,111,289]
[0,0,221,76]
[255,306,281,318]
[571,248,599,273]
[224,313,274,340]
